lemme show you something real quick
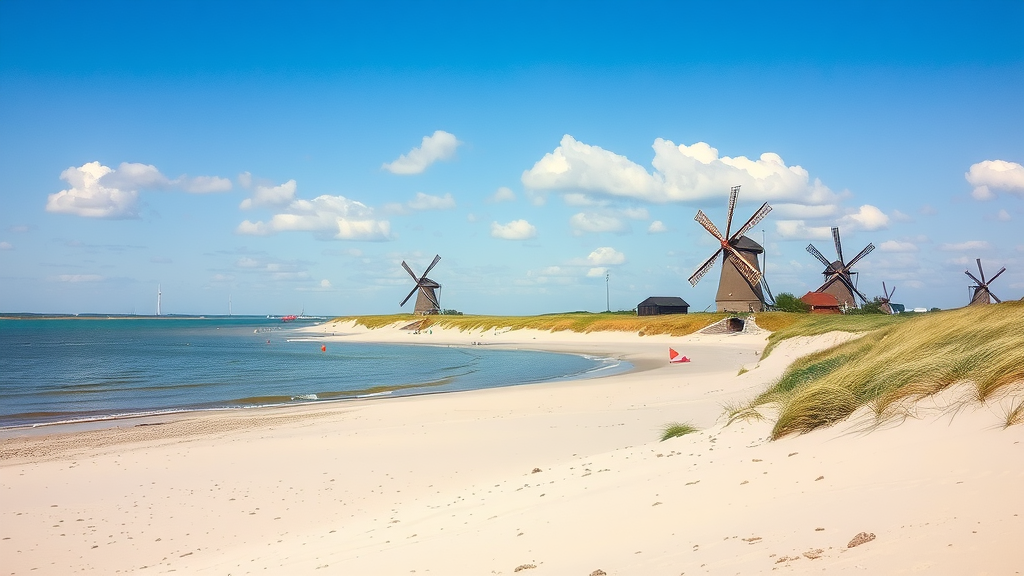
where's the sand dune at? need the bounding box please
[1,322,1020,575]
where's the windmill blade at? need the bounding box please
[694,210,725,241]
[760,276,776,306]
[965,270,984,286]
[845,243,876,269]
[832,227,845,264]
[401,261,419,281]
[988,267,1007,284]
[724,244,763,286]
[724,185,740,238]
[991,291,1002,303]
[422,286,441,309]
[421,254,442,279]
[817,273,841,293]
[806,243,834,270]
[836,273,869,304]
[888,285,896,300]
[976,259,986,283]
[399,285,419,307]
[882,281,888,298]
[731,202,772,241]
[688,248,722,286]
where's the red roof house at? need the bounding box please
[801,291,841,314]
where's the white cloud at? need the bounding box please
[238,171,253,189]
[490,219,537,240]
[522,135,839,206]
[879,240,918,252]
[586,247,626,266]
[0,241,12,250]
[525,190,547,206]
[46,162,139,219]
[569,212,627,235]
[563,193,609,207]
[965,159,1024,199]
[770,203,840,219]
[320,279,332,288]
[648,220,667,234]
[620,207,649,220]
[490,187,517,203]
[839,204,890,231]
[55,274,103,282]
[586,267,608,278]
[997,209,1011,221]
[10,225,30,233]
[179,175,232,193]
[237,194,391,241]
[407,192,456,211]
[466,213,478,222]
[382,130,460,175]
[891,209,913,222]
[775,220,832,240]
[239,180,297,210]
[940,240,992,251]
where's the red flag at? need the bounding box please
[669,348,691,363]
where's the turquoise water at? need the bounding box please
[0,317,625,428]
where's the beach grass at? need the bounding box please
[661,422,699,441]
[335,312,736,337]
[754,312,906,358]
[739,301,1024,439]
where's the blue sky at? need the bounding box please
[1,1,1022,315]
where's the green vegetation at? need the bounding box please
[772,292,810,313]
[736,301,1024,439]
[661,422,699,441]
[755,312,905,358]
[333,311,736,337]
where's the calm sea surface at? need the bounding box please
[0,317,625,428]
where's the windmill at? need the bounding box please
[400,254,442,315]
[878,282,896,314]
[688,186,773,312]
[806,227,874,308]
[965,258,1005,305]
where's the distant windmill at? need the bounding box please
[879,282,896,315]
[400,255,442,315]
[688,186,773,312]
[806,227,874,308]
[965,258,1005,305]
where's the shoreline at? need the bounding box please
[2,323,1021,575]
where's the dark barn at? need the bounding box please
[637,296,690,316]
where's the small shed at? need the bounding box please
[800,291,841,314]
[637,296,690,316]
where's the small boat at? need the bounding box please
[281,314,297,322]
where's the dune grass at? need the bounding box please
[334,311,736,337]
[737,301,1024,439]
[661,422,699,441]
[756,312,905,358]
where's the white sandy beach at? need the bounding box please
[1,320,1021,575]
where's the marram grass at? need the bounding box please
[661,422,699,441]
[742,301,1024,439]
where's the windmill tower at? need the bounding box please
[879,282,896,314]
[400,254,442,315]
[157,284,162,316]
[965,258,1005,305]
[806,227,874,308]
[688,186,773,312]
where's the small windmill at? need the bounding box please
[965,258,1005,305]
[878,282,896,314]
[400,254,442,315]
[688,186,773,312]
[806,227,874,308]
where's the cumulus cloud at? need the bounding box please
[0,241,12,250]
[965,159,1024,200]
[585,247,626,266]
[490,186,517,203]
[941,240,991,251]
[237,194,391,241]
[382,130,460,175]
[239,180,297,210]
[997,209,1011,221]
[775,220,832,240]
[586,267,608,278]
[569,212,627,235]
[46,161,232,219]
[320,279,332,288]
[522,135,839,207]
[839,204,890,231]
[563,193,609,207]
[490,219,537,240]
[879,240,918,252]
[407,192,456,211]
[648,220,667,233]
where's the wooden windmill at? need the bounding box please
[806,227,874,308]
[879,282,896,314]
[400,254,442,315]
[688,186,773,312]
[965,258,1005,305]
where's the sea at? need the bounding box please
[0,316,627,429]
